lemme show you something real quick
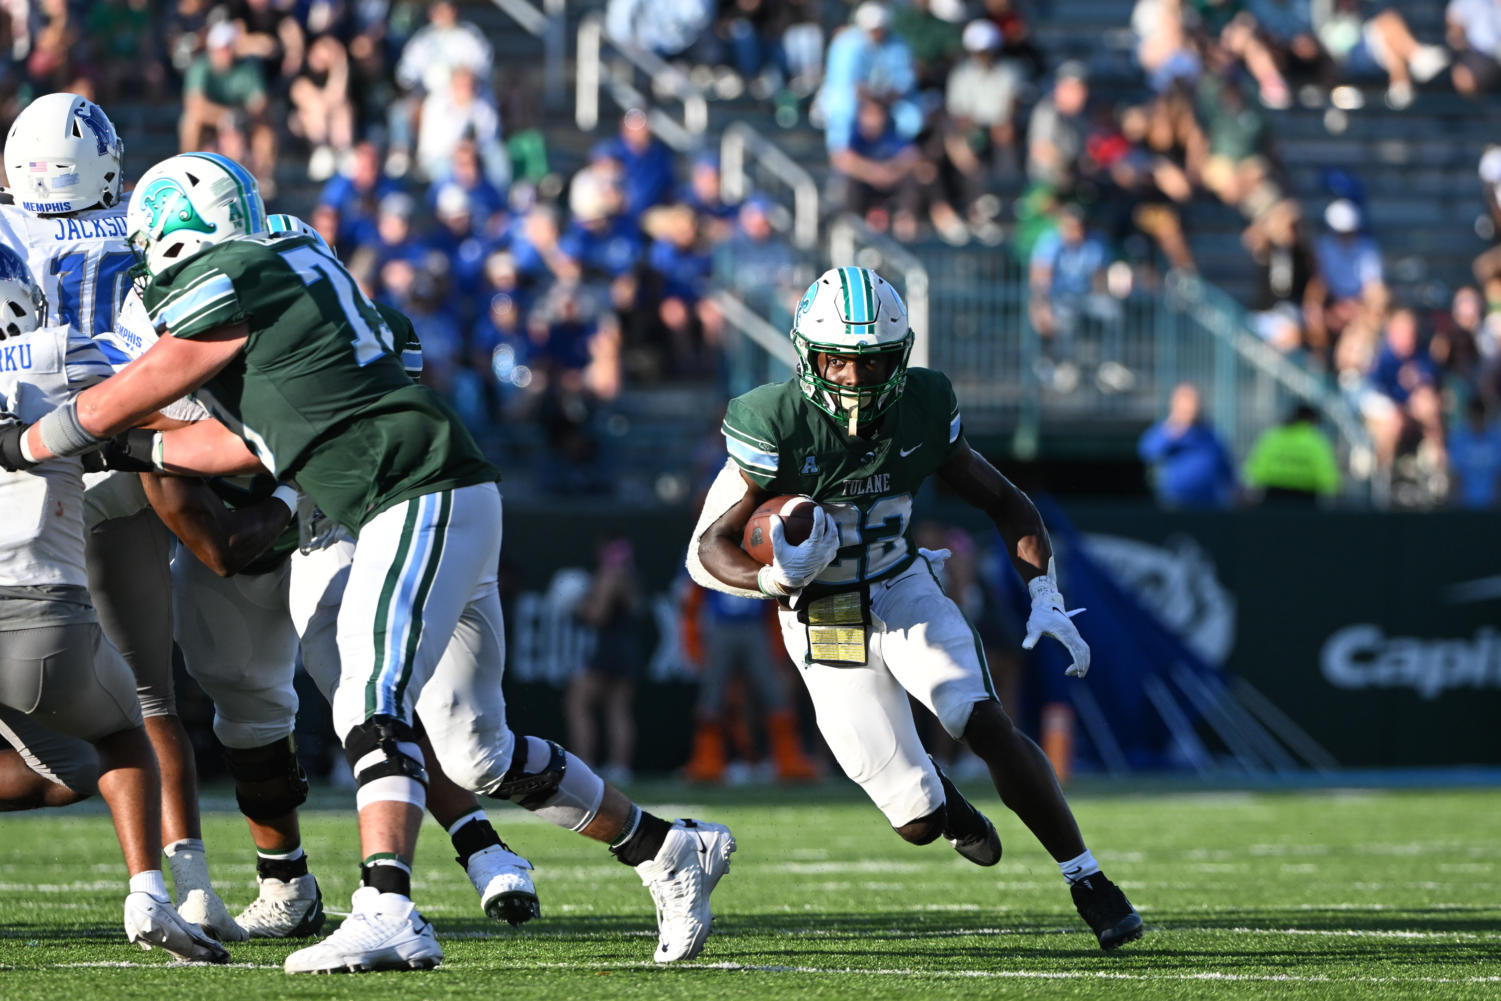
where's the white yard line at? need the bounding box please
[45,959,1501,983]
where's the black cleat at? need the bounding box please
[948,814,1003,866]
[930,756,1003,866]
[486,890,543,927]
[1070,872,1143,951]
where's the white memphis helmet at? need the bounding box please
[4,93,126,215]
[0,245,45,337]
[792,266,913,434]
[126,152,267,277]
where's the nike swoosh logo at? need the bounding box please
[899,443,922,457]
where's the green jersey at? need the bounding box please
[141,234,497,532]
[722,368,965,589]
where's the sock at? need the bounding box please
[449,811,502,868]
[256,845,308,881]
[1059,849,1100,885]
[934,767,988,843]
[609,808,672,867]
[361,853,412,898]
[129,869,170,902]
[163,838,211,896]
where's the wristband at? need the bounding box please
[1028,574,1065,608]
[757,565,792,598]
[270,483,300,513]
[36,400,107,458]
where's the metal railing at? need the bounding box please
[827,214,931,369]
[574,15,823,252]
[719,122,819,249]
[485,0,567,107]
[575,14,707,151]
[1165,272,1377,499]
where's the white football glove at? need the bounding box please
[758,506,840,597]
[1022,574,1091,678]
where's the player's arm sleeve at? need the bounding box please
[63,326,116,390]
[941,373,965,459]
[685,459,764,600]
[144,261,247,339]
[160,395,212,423]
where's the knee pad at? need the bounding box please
[897,803,948,845]
[489,736,605,832]
[344,715,428,808]
[224,736,310,821]
[489,736,567,809]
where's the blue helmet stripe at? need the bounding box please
[182,152,265,233]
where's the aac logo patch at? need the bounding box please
[801,455,819,474]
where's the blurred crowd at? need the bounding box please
[2,0,816,494]
[5,0,1500,507]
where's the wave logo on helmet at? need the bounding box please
[75,102,116,157]
[138,178,217,242]
[795,283,818,322]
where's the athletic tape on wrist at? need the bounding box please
[270,484,300,512]
[757,565,792,598]
[36,400,106,458]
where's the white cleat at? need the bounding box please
[283,886,443,974]
[177,885,250,942]
[466,843,541,926]
[635,818,736,963]
[236,873,327,938]
[124,891,231,964]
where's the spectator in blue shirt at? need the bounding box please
[1028,203,1126,389]
[508,202,570,289]
[1313,199,1386,342]
[721,195,801,306]
[319,139,402,253]
[1139,383,1239,508]
[366,191,429,271]
[831,96,922,239]
[818,2,920,152]
[426,183,490,300]
[1448,398,1501,508]
[1365,306,1447,472]
[597,108,677,222]
[426,138,508,238]
[680,152,740,244]
[645,203,723,378]
[559,165,645,281]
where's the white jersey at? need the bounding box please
[0,322,114,586]
[0,202,153,363]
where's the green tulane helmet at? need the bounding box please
[792,266,913,434]
[126,152,267,277]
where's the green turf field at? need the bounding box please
[1,781,1497,1000]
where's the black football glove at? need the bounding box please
[97,429,159,473]
[0,416,35,471]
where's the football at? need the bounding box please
[743,494,821,565]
